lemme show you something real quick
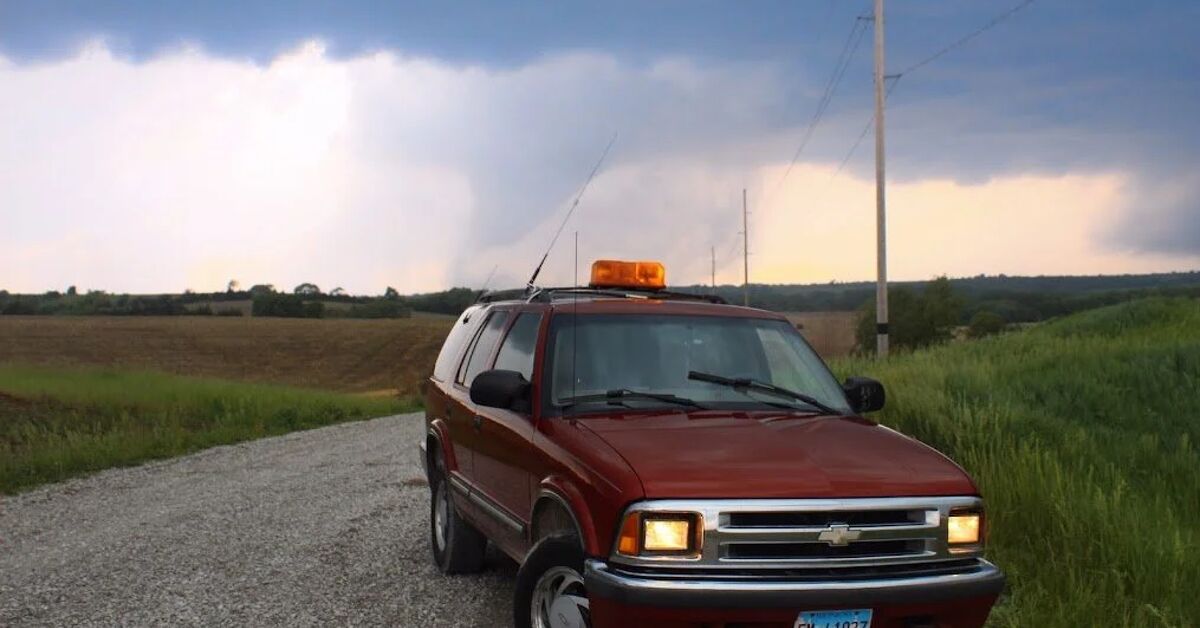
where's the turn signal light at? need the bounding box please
[617,512,641,555]
[589,260,666,290]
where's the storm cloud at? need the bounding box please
[1,1,1198,292]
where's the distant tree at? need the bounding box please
[856,277,963,353]
[405,287,478,315]
[303,301,325,318]
[45,290,61,298]
[227,279,239,293]
[249,284,275,296]
[967,311,1007,338]
[253,293,323,318]
[384,286,400,300]
[293,283,320,296]
[66,285,77,296]
[919,276,965,344]
[329,287,346,297]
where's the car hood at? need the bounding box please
[578,410,977,499]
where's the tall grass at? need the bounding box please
[833,298,1199,627]
[0,365,413,494]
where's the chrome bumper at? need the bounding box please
[584,559,1005,609]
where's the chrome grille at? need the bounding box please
[610,497,984,572]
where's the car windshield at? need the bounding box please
[548,313,851,414]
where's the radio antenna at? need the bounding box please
[471,264,499,303]
[525,131,618,291]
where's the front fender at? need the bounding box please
[537,476,601,556]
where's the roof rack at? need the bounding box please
[524,287,727,305]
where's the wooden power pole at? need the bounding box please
[873,0,890,357]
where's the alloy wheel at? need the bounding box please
[530,565,589,628]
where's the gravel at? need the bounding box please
[0,413,515,627]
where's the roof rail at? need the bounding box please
[525,287,727,305]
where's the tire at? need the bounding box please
[514,535,590,628]
[428,458,487,574]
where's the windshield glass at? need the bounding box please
[548,313,850,414]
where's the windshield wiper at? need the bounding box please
[561,389,706,410]
[687,370,842,416]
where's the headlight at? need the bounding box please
[947,511,983,545]
[616,512,702,557]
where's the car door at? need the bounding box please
[428,306,485,479]
[450,308,510,485]
[472,311,543,539]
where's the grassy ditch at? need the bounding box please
[0,365,414,494]
[833,298,1199,627]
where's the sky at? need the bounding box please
[1,0,1198,294]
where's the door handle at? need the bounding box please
[473,415,482,431]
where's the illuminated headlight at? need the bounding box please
[948,511,983,546]
[617,512,702,557]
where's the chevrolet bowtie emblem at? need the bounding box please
[817,524,862,546]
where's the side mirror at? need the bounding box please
[843,377,885,414]
[470,369,531,412]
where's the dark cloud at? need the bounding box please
[1106,173,1200,256]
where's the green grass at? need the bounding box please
[833,297,1199,627]
[0,365,414,494]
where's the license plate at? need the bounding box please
[795,609,873,628]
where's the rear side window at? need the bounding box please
[432,307,484,382]
[494,313,542,381]
[458,311,510,387]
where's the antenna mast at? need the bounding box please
[472,264,500,303]
[742,188,749,307]
[525,132,618,291]
[711,246,716,294]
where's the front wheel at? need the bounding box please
[514,535,591,628]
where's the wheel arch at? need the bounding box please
[530,480,599,556]
[426,419,455,477]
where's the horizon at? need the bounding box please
[8,267,1200,298]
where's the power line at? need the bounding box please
[769,14,871,198]
[830,75,900,182]
[897,0,1037,76]
[825,0,1036,187]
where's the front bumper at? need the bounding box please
[585,558,1005,610]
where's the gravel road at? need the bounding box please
[0,413,515,627]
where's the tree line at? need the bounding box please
[0,283,414,319]
[3,271,1197,330]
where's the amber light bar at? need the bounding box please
[589,260,666,290]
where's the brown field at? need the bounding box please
[0,316,454,398]
[0,310,857,398]
[782,311,859,358]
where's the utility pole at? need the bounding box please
[742,188,749,307]
[873,0,889,358]
[711,246,716,294]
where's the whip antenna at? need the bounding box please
[525,131,618,291]
[472,264,500,303]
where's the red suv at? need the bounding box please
[420,261,1004,628]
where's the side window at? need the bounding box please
[432,306,484,382]
[458,311,510,387]
[494,313,543,381]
